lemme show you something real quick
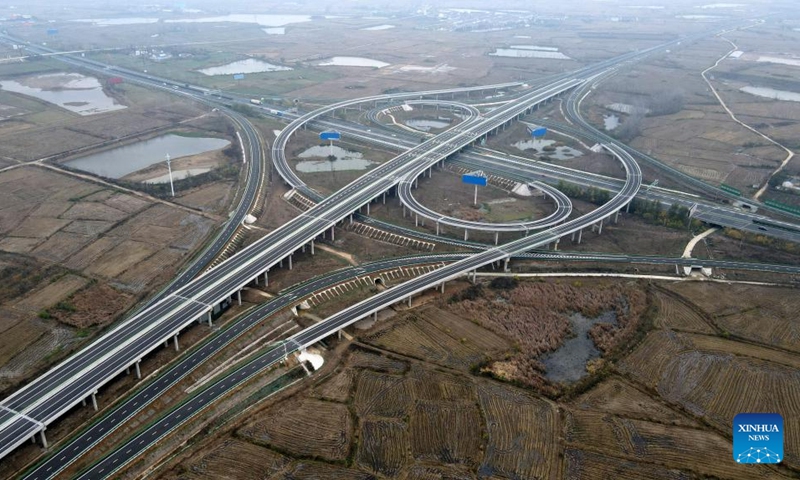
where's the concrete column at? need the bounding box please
[331,226,335,241]
[91,392,98,411]
[440,282,445,294]
[82,399,86,407]
[415,215,418,227]
[279,259,283,268]
[302,244,306,253]
[207,311,213,327]
[288,254,293,270]
[407,296,412,307]
[504,258,510,272]
[626,202,631,213]
[349,213,353,224]
[374,311,378,321]
[464,229,469,241]
[310,240,315,255]
[174,335,180,352]
[435,222,440,236]
[135,361,141,379]
[126,366,130,375]
[615,210,620,224]
[494,232,499,245]
[402,204,406,217]
[264,270,269,286]
[598,219,603,235]
[414,177,418,189]
[39,429,47,449]
[366,202,370,215]
[237,290,242,305]
[382,192,386,204]
[578,229,583,244]
[571,232,575,242]
[254,273,259,285]
[554,239,559,251]
[164,340,169,348]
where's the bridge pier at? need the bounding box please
[207,311,213,327]
[577,229,583,244]
[504,258,510,272]
[264,270,269,286]
[494,232,499,245]
[554,238,560,251]
[407,296,412,307]
[311,240,315,255]
[402,204,406,217]
[414,177,418,189]
[237,290,242,305]
[440,282,445,294]
[598,219,603,235]
[91,392,98,411]
[415,214,418,227]
[366,202,370,215]
[331,226,335,241]
[615,210,620,224]
[382,192,386,204]
[288,254,293,270]
[174,335,180,352]
[349,213,353,224]
[39,429,47,449]
[135,360,141,379]
[464,229,469,241]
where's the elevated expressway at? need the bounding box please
[77,140,641,479]
[0,76,582,461]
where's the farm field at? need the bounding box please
[0,165,219,395]
[155,278,800,479]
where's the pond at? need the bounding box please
[144,168,212,184]
[0,72,126,116]
[65,134,230,178]
[741,86,800,102]
[361,24,395,31]
[166,14,311,27]
[318,57,390,68]
[604,114,620,131]
[490,49,571,59]
[405,119,451,132]
[296,145,377,172]
[513,139,583,160]
[542,311,617,383]
[198,58,292,76]
[73,18,159,26]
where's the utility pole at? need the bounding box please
[165,153,175,197]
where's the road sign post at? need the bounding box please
[462,170,488,205]
[320,131,341,157]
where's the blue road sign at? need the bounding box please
[320,131,341,141]
[462,172,487,186]
[531,127,547,137]
[233,73,245,80]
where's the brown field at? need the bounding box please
[346,348,408,374]
[564,448,694,480]
[169,439,290,480]
[237,398,353,462]
[312,368,356,403]
[12,274,87,313]
[410,401,483,467]
[357,419,409,476]
[667,283,800,352]
[0,165,220,392]
[477,382,559,480]
[571,376,699,428]
[354,370,413,419]
[364,313,491,370]
[619,330,800,467]
[565,410,785,480]
[652,290,715,334]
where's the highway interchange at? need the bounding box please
[2,26,800,479]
